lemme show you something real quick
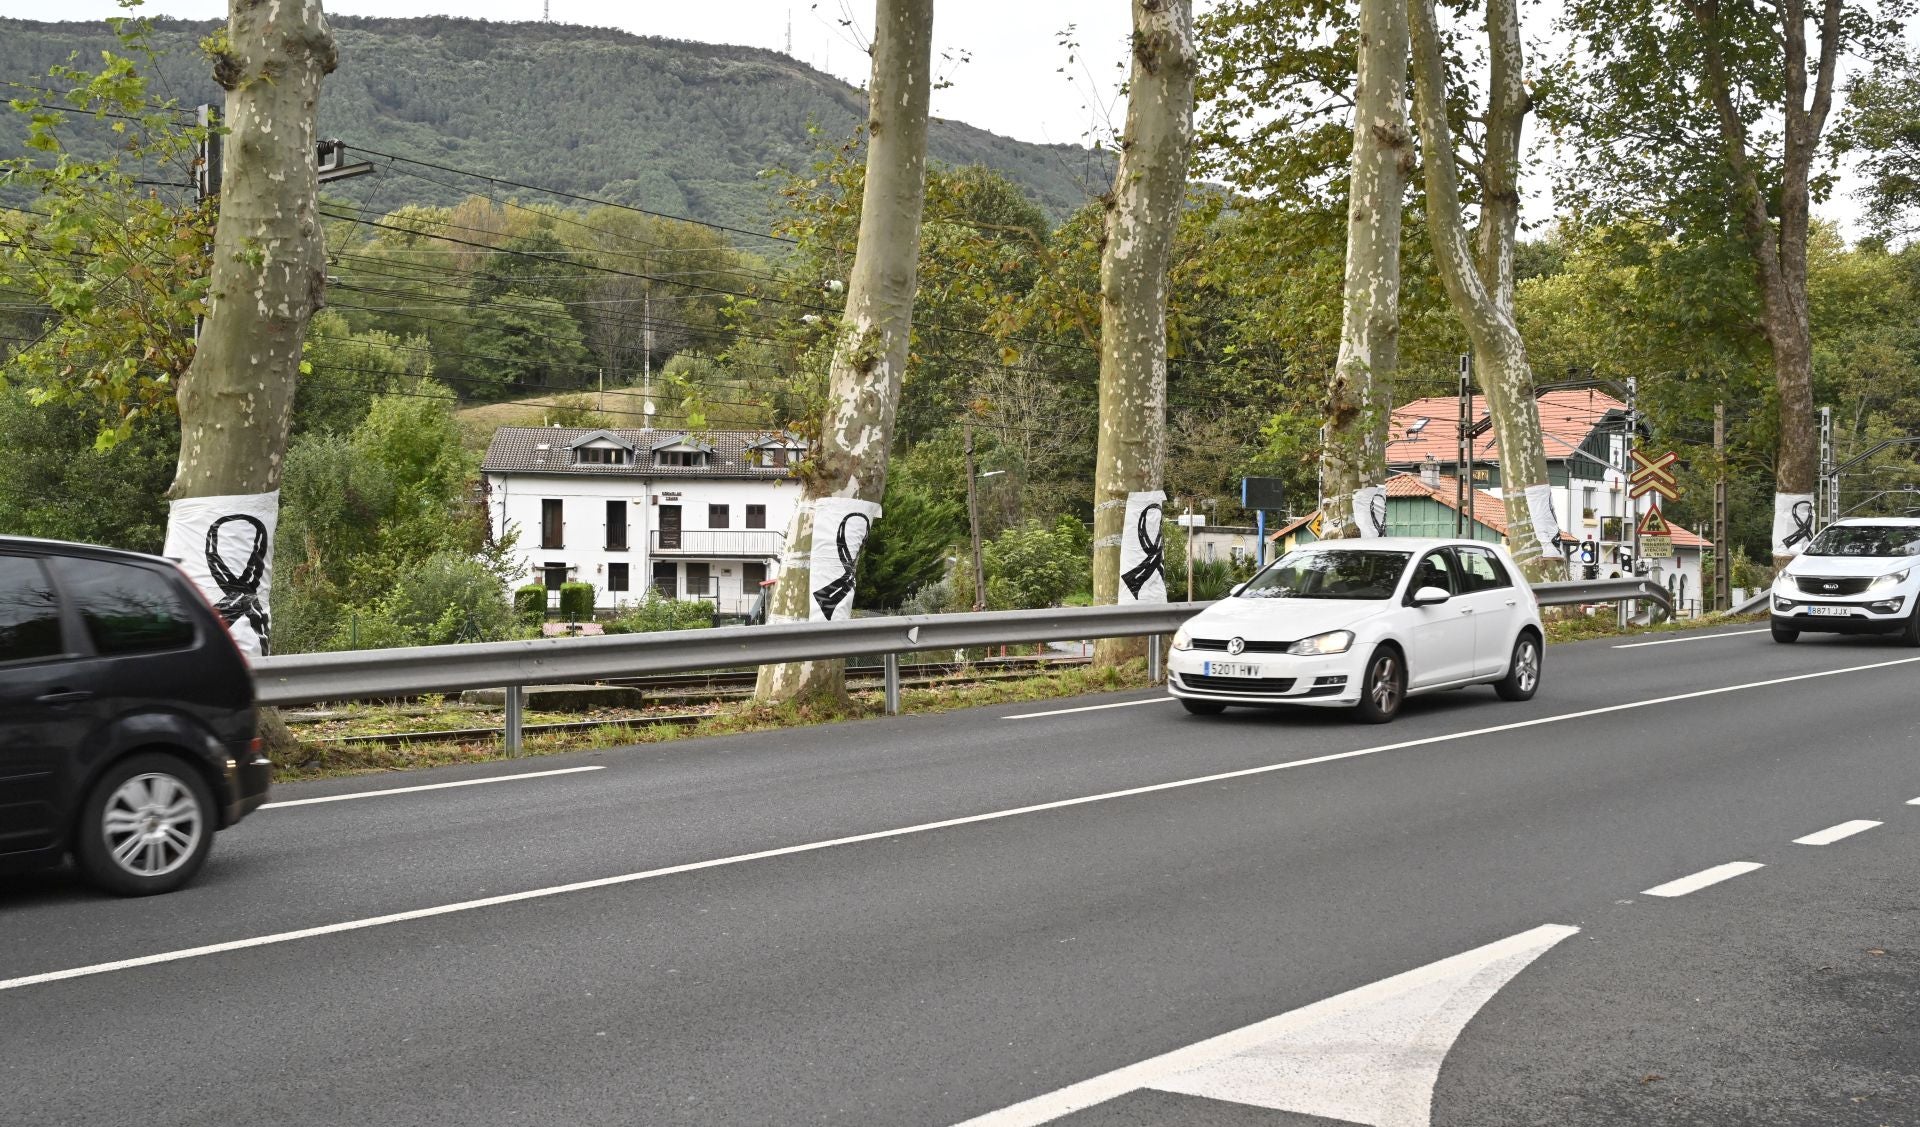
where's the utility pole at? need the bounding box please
[965,419,987,612]
[1456,354,1471,536]
[1818,405,1835,526]
[1186,499,1197,602]
[1714,402,1731,613]
[642,254,654,412]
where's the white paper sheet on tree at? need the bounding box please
[163,490,279,657]
[1523,484,1562,553]
[807,497,880,622]
[1350,485,1387,538]
[1772,493,1816,557]
[1118,490,1168,604]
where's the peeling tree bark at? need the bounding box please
[1091,0,1196,669]
[1319,0,1411,539]
[1683,0,1833,565]
[172,1,335,504]
[1409,0,1563,581]
[755,0,933,705]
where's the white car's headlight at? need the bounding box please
[1868,568,1911,594]
[1774,573,1798,593]
[1170,625,1194,651]
[1285,629,1354,656]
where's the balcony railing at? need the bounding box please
[652,529,785,556]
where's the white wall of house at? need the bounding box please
[486,472,805,615]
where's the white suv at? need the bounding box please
[1771,518,1920,645]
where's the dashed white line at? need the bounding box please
[8,653,1919,991]
[1642,861,1765,898]
[1612,629,1768,649]
[260,765,605,809]
[1793,819,1882,845]
[1002,697,1174,720]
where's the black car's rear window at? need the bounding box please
[0,554,64,664]
[52,557,197,656]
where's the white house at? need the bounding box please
[481,427,808,616]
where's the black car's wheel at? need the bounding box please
[1494,632,1543,702]
[1771,621,1800,643]
[74,752,216,897]
[1179,698,1227,716]
[1354,646,1404,724]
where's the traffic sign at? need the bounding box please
[1629,449,1682,502]
[1637,507,1673,537]
[1307,512,1324,538]
[1641,536,1674,559]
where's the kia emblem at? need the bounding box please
[1227,637,1246,656]
[1824,583,1838,591]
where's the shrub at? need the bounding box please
[514,584,549,623]
[602,590,714,633]
[329,552,515,649]
[558,581,596,618]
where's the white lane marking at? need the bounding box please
[1642,861,1765,898]
[950,924,1578,1127]
[1612,629,1768,649]
[1909,797,1920,805]
[1793,819,1882,845]
[260,766,606,809]
[8,653,1919,992]
[1002,697,1174,720]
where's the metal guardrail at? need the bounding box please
[256,579,1671,754]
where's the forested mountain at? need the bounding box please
[0,15,1108,232]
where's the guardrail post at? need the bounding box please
[1148,635,1163,684]
[504,685,524,756]
[883,652,901,716]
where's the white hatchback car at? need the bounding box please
[1168,538,1545,723]
[1770,517,1920,645]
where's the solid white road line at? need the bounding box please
[1909,797,1920,805]
[1002,697,1174,720]
[7,653,1919,992]
[948,924,1579,1127]
[1612,629,1769,649]
[259,766,606,809]
[1642,861,1765,898]
[1793,819,1882,845]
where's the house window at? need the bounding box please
[606,500,628,550]
[1582,487,1597,519]
[543,563,568,590]
[686,562,711,598]
[746,504,767,530]
[742,561,767,590]
[574,447,628,466]
[655,450,710,468]
[541,499,564,549]
[759,447,790,467]
[652,562,677,598]
[709,504,730,529]
[607,562,629,592]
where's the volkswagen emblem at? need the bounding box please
[1227,637,1246,656]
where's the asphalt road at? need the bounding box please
[3,624,1918,1125]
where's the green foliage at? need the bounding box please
[855,478,966,611]
[514,584,548,624]
[977,516,1092,611]
[0,11,213,446]
[296,309,435,435]
[557,580,595,618]
[601,591,713,633]
[328,551,514,650]
[0,380,177,549]
[1846,47,1920,246]
[539,393,611,429]
[463,291,590,398]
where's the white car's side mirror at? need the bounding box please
[1411,585,1451,606]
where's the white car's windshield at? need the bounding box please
[1805,525,1920,558]
[1239,548,1413,600]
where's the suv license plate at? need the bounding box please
[1808,606,1851,617]
[1204,661,1261,678]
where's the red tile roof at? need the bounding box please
[1387,389,1626,467]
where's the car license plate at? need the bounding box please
[1808,605,1850,617]
[1204,661,1261,678]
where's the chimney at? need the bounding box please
[1421,454,1441,487]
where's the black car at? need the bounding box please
[0,537,267,895]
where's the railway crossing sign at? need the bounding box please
[1629,449,1682,501]
[1637,506,1675,557]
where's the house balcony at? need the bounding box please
[652,529,785,556]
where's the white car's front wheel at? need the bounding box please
[1353,646,1404,724]
[1494,633,1542,701]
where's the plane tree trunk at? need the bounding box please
[1091,0,1197,668]
[755,0,933,705]
[1408,0,1564,581]
[1318,0,1412,539]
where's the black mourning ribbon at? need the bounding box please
[812,512,869,620]
[1782,499,1815,549]
[1368,491,1388,537]
[206,513,270,647]
[1121,501,1165,599]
